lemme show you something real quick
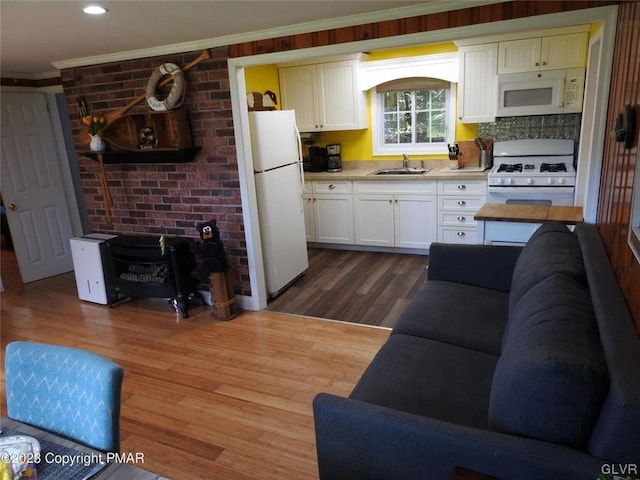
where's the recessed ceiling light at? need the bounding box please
[83,5,107,15]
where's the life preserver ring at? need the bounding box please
[145,63,185,111]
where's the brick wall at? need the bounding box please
[61,47,251,296]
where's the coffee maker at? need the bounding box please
[306,146,328,172]
[326,144,342,172]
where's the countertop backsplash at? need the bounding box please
[478,113,581,144]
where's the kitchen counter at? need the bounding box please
[474,203,584,224]
[474,203,584,245]
[304,160,489,181]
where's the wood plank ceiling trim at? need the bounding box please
[228,1,617,57]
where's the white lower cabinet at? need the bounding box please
[354,181,437,249]
[304,181,354,244]
[305,178,486,250]
[353,194,395,247]
[437,179,487,245]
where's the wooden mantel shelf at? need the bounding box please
[474,203,584,224]
[83,146,201,164]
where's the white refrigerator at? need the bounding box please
[249,110,309,298]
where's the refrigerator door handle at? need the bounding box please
[294,123,305,190]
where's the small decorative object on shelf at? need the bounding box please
[82,115,107,151]
[89,134,106,152]
[138,126,158,150]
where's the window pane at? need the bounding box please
[398,92,412,111]
[400,112,412,143]
[416,90,428,110]
[430,110,446,142]
[431,89,445,109]
[384,114,398,144]
[383,92,397,112]
[416,112,428,143]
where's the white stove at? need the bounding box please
[489,139,576,187]
[487,139,576,206]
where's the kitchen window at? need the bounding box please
[371,78,456,156]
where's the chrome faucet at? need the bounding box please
[402,154,409,168]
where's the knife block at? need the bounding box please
[455,139,493,168]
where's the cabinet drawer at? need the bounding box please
[354,180,436,195]
[439,212,478,227]
[313,180,352,194]
[438,195,485,211]
[438,226,477,244]
[438,180,486,195]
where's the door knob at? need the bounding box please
[8,203,17,211]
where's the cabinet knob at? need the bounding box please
[541,61,547,66]
[457,231,466,237]
[535,62,540,66]
[458,116,463,120]
[457,200,466,206]
[389,200,393,204]
[457,184,466,190]
[328,184,336,190]
[457,216,466,222]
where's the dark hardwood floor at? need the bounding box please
[266,248,429,328]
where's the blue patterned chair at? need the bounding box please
[4,341,124,452]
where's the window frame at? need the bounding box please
[371,82,457,156]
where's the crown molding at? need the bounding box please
[52,0,502,70]
[1,70,61,80]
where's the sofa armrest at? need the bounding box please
[313,393,604,480]
[428,243,522,292]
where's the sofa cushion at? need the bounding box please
[392,280,509,355]
[505,222,586,349]
[350,334,498,430]
[489,273,609,448]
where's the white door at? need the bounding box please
[1,93,75,282]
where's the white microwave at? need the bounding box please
[497,68,585,117]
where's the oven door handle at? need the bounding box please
[486,186,575,194]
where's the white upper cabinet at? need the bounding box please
[457,43,498,124]
[498,32,588,74]
[279,65,319,132]
[279,56,367,132]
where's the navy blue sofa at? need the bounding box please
[313,222,640,480]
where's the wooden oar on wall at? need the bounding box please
[98,49,211,222]
[103,49,211,127]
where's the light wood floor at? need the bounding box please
[0,249,390,479]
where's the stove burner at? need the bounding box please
[497,163,523,173]
[540,162,568,173]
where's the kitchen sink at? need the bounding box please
[369,167,431,176]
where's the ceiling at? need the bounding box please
[1,0,432,77]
